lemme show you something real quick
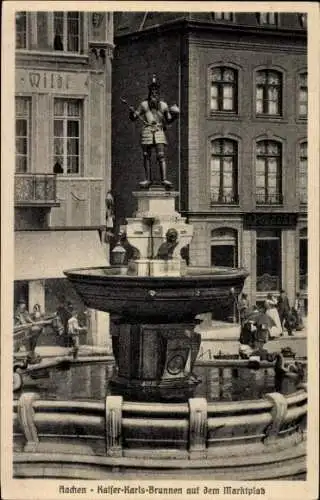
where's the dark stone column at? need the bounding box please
[110,319,201,402]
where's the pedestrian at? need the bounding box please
[239,319,256,358]
[67,307,87,359]
[293,292,304,330]
[264,293,282,337]
[26,304,44,360]
[14,299,33,326]
[237,293,249,326]
[56,297,72,347]
[277,289,293,336]
[31,303,42,321]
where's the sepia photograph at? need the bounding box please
[1,2,319,499]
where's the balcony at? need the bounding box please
[256,193,283,205]
[15,174,59,207]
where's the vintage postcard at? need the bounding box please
[1,1,319,499]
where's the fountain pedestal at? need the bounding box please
[125,187,193,263]
[110,318,201,401]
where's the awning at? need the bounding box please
[15,230,107,280]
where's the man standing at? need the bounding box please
[293,292,304,330]
[56,297,72,347]
[14,299,33,326]
[128,74,179,189]
[237,293,249,326]
[277,289,293,336]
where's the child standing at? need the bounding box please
[67,307,87,359]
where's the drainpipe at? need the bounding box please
[178,38,182,212]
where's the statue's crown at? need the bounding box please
[148,74,160,91]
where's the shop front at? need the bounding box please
[14,230,110,347]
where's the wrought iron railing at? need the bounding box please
[210,193,239,205]
[256,193,283,205]
[15,173,58,206]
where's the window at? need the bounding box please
[211,229,238,267]
[256,70,282,116]
[210,139,238,204]
[298,72,307,118]
[258,13,278,25]
[256,230,281,291]
[53,12,81,52]
[256,140,282,204]
[210,67,237,113]
[53,99,82,174]
[37,12,49,50]
[15,97,31,173]
[16,11,27,49]
[299,142,307,204]
[299,228,308,291]
[212,13,234,21]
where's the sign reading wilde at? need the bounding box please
[244,213,297,227]
[16,69,90,94]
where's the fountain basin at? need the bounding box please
[13,385,307,479]
[64,266,248,323]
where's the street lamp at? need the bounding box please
[111,234,127,267]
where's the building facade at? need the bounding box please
[112,12,307,316]
[14,11,114,344]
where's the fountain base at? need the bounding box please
[110,320,201,401]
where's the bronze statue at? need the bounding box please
[123,75,180,189]
[156,228,179,260]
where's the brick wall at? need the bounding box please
[186,37,307,214]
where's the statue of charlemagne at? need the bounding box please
[127,75,180,190]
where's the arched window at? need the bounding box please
[256,70,282,116]
[298,72,307,118]
[211,229,238,267]
[299,141,307,204]
[210,139,238,204]
[299,228,308,292]
[256,140,282,204]
[209,67,238,113]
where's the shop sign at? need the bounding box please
[16,69,89,94]
[244,213,297,227]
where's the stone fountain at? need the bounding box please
[65,186,248,403]
[12,78,307,479]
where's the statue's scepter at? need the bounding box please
[120,97,149,126]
